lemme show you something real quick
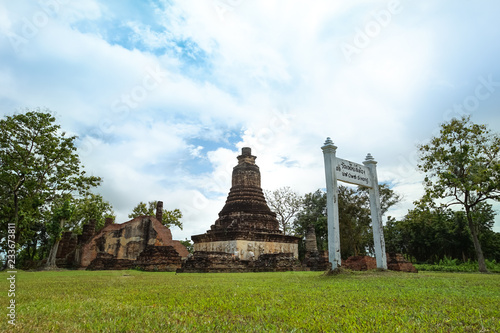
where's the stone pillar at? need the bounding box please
[156,201,163,222]
[305,225,318,253]
[321,137,341,269]
[363,153,387,269]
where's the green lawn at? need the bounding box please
[1,270,499,332]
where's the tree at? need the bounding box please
[0,109,101,267]
[264,186,303,235]
[385,205,471,263]
[293,190,328,259]
[418,115,500,272]
[45,197,74,269]
[17,192,114,267]
[293,190,328,250]
[338,186,372,258]
[72,193,115,233]
[180,239,194,254]
[128,200,183,230]
[357,183,402,216]
[384,202,500,264]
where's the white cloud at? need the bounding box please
[1,0,500,237]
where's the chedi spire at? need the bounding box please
[212,147,280,233]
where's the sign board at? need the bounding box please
[322,137,387,270]
[335,158,372,188]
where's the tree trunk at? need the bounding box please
[465,208,489,273]
[45,218,65,270]
[45,240,60,270]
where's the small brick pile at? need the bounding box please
[341,254,418,273]
[342,255,377,271]
[387,253,418,273]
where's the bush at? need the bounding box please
[415,258,500,273]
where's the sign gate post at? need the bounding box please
[363,154,387,269]
[321,138,341,268]
[322,138,387,270]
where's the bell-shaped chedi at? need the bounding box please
[191,148,300,260]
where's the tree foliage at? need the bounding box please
[180,239,194,254]
[128,200,183,230]
[264,186,303,235]
[0,109,102,267]
[385,202,500,263]
[293,190,328,255]
[417,115,500,272]
[72,193,115,233]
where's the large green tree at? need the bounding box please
[128,200,183,230]
[385,202,499,264]
[0,109,102,267]
[418,115,500,272]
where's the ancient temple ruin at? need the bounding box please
[181,147,301,272]
[56,201,189,271]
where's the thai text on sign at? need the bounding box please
[335,158,372,187]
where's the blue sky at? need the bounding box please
[1,0,500,239]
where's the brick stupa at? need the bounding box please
[186,148,300,271]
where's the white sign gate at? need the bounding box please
[322,137,387,269]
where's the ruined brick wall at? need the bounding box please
[56,231,77,259]
[80,216,189,268]
[55,219,97,268]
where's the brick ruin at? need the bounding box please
[55,201,189,271]
[181,147,302,272]
[302,225,331,271]
[341,254,417,272]
[386,253,418,273]
[55,218,99,268]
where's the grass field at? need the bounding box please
[1,269,499,332]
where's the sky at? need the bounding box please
[1,0,500,240]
